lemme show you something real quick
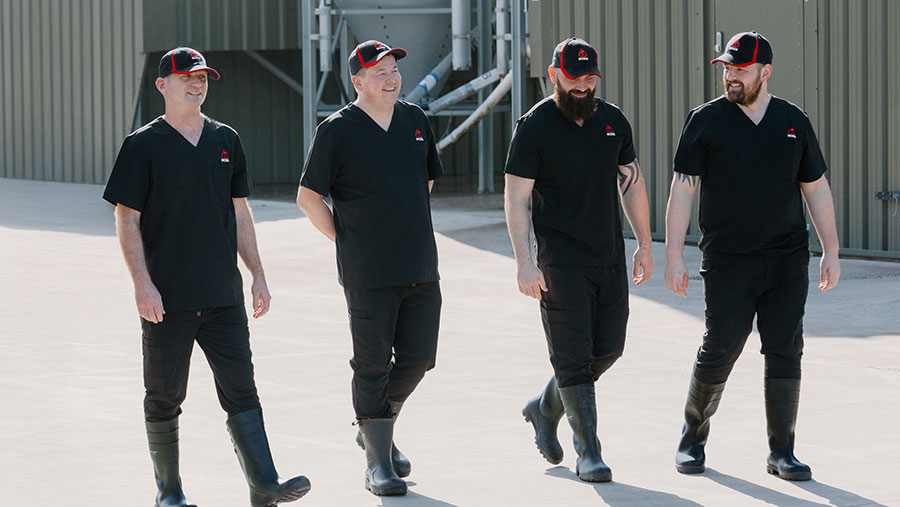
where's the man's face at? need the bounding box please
[353,55,402,106]
[723,63,765,105]
[157,71,208,108]
[550,66,597,122]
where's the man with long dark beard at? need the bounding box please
[665,31,840,480]
[504,37,653,482]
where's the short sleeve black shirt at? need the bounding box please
[504,97,636,267]
[300,101,443,289]
[673,96,827,254]
[103,116,251,312]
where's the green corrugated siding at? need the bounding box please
[0,0,144,184]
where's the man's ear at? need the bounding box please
[761,63,772,82]
[547,65,557,84]
[155,77,166,95]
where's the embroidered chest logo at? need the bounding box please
[606,125,616,136]
[220,149,230,162]
[786,127,797,139]
[414,129,424,141]
[578,49,589,61]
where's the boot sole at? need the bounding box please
[253,477,311,507]
[364,477,407,496]
[578,471,612,482]
[766,464,811,481]
[675,463,705,474]
[522,405,564,465]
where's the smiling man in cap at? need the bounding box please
[104,47,310,506]
[297,40,443,496]
[665,31,840,481]
[504,37,653,482]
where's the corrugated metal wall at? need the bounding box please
[0,0,144,184]
[529,0,707,238]
[817,0,899,256]
[142,0,303,52]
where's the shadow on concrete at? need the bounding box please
[545,466,704,506]
[702,468,829,506]
[791,479,891,507]
[379,483,459,507]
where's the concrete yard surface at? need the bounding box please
[1,177,898,506]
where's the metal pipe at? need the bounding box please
[495,0,508,75]
[317,0,332,72]
[510,0,525,129]
[405,53,453,105]
[245,50,304,96]
[301,0,316,161]
[316,15,345,104]
[426,67,501,113]
[437,71,513,154]
[451,0,471,70]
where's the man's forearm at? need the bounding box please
[802,179,840,254]
[665,177,699,257]
[297,187,337,241]
[505,197,534,266]
[235,202,265,277]
[115,206,153,287]
[621,177,653,248]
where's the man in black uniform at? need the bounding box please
[296,40,442,497]
[505,37,654,483]
[664,32,840,481]
[104,47,310,506]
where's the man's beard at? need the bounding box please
[553,82,596,122]
[724,73,762,105]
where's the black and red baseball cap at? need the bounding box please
[711,31,773,67]
[158,47,220,80]
[551,37,602,80]
[348,40,408,76]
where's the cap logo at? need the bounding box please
[731,39,740,49]
[374,42,386,50]
[787,127,797,139]
[414,129,424,141]
[606,125,616,136]
[578,49,589,61]
[220,149,230,162]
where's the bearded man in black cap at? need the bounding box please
[104,47,310,506]
[297,40,443,497]
[665,31,840,480]
[504,37,653,482]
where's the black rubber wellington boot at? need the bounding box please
[765,378,812,481]
[522,375,565,464]
[675,375,726,474]
[558,383,612,482]
[226,409,311,506]
[359,418,407,496]
[145,418,197,507]
[355,401,411,477]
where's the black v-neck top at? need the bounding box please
[674,96,827,254]
[300,101,443,289]
[103,116,251,312]
[504,96,636,267]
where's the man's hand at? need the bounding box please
[664,254,690,296]
[632,246,654,285]
[250,275,272,318]
[517,262,548,300]
[818,251,840,291]
[136,282,165,323]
